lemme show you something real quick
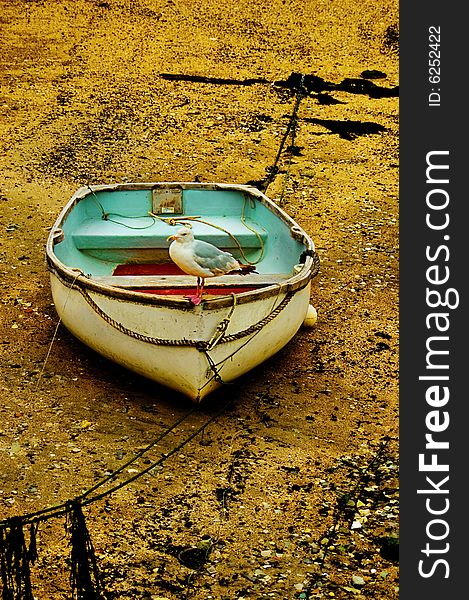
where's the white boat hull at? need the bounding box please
[50,273,312,401]
[46,182,319,402]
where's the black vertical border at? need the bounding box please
[400,2,466,598]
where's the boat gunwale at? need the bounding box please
[46,182,316,310]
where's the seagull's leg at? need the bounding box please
[186,277,203,305]
[199,277,205,299]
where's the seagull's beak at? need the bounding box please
[167,234,177,242]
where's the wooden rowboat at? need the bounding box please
[46,182,319,402]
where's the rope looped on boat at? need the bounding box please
[77,286,295,349]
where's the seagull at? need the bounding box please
[167,226,256,305]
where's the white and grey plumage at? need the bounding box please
[167,226,255,304]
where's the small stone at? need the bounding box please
[197,536,213,552]
[260,549,272,558]
[352,575,366,587]
[380,570,389,579]
[9,442,21,455]
[320,537,329,545]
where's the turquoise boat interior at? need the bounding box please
[53,186,308,281]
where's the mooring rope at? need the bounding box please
[197,285,292,392]
[34,270,82,391]
[0,406,200,528]
[205,294,237,351]
[77,407,198,503]
[80,404,229,507]
[0,400,231,599]
[263,73,306,199]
